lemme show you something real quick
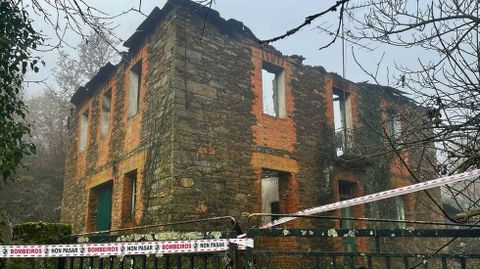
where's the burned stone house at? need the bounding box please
[61,0,441,248]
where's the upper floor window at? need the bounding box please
[128,61,142,116]
[100,88,112,136]
[262,62,286,118]
[333,88,352,156]
[387,110,402,142]
[79,108,89,151]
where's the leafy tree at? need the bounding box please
[352,0,479,171]
[262,0,480,214]
[0,29,120,223]
[0,0,42,186]
[344,0,480,219]
[0,91,68,223]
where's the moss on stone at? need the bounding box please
[13,221,71,244]
[2,222,71,269]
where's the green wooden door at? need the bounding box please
[341,206,356,252]
[341,206,356,266]
[95,184,112,231]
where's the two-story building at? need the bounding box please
[62,0,441,253]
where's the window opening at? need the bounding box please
[387,110,402,142]
[396,196,406,229]
[261,170,280,224]
[101,88,112,136]
[123,169,138,222]
[262,62,285,118]
[128,61,142,116]
[79,109,89,151]
[270,201,280,221]
[339,181,354,199]
[333,88,351,156]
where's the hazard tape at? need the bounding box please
[256,169,480,229]
[0,238,253,258]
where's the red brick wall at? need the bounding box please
[123,46,149,153]
[62,43,150,233]
[250,47,296,152]
[95,82,117,168]
[76,100,92,178]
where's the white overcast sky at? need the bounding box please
[25,0,420,96]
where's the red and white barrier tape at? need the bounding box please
[0,238,253,258]
[255,169,480,230]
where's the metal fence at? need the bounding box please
[56,251,239,269]
[245,214,480,269]
[0,216,245,269]
[2,214,480,269]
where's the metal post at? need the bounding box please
[57,257,66,269]
[176,255,181,269]
[69,257,74,269]
[367,255,372,269]
[331,255,337,269]
[228,242,237,269]
[403,256,409,269]
[203,255,207,269]
[441,257,447,269]
[349,255,355,269]
[245,229,253,269]
[460,257,466,269]
[385,256,391,269]
[108,256,114,269]
[189,256,194,269]
[163,256,170,269]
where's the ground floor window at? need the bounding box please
[396,196,406,229]
[122,169,138,224]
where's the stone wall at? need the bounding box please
[61,15,177,233]
[167,9,257,226]
[61,0,443,252]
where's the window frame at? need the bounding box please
[122,169,138,224]
[261,61,286,118]
[396,196,406,229]
[261,169,291,224]
[387,110,402,142]
[79,107,90,151]
[100,88,113,136]
[128,61,142,117]
[332,88,352,156]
